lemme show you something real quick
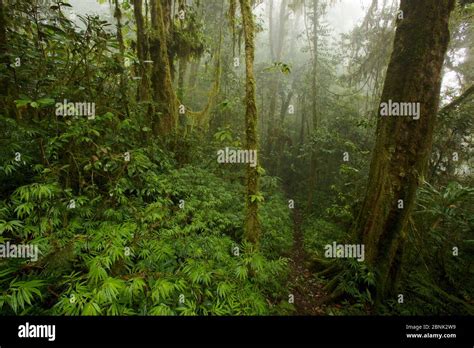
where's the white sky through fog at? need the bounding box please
[68,0,111,17]
[65,0,462,95]
[67,0,374,37]
[326,0,368,37]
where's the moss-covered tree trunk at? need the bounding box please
[352,0,455,304]
[178,56,187,101]
[150,0,178,135]
[0,0,8,104]
[240,0,261,244]
[0,0,5,62]
[114,0,129,118]
[132,0,150,101]
[163,0,175,82]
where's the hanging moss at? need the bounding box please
[186,29,223,131]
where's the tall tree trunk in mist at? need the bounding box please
[352,0,455,305]
[176,0,187,103]
[306,0,319,209]
[149,0,178,135]
[240,0,261,244]
[178,56,187,101]
[265,0,288,173]
[188,58,200,91]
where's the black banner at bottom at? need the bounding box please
[0,316,472,346]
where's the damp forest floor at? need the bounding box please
[287,208,330,315]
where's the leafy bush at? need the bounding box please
[393,181,474,315]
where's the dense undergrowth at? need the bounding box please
[301,183,474,315]
[0,112,294,315]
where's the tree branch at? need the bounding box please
[439,85,474,114]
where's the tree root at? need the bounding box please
[315,262,341,278]
[309,257,329,272]
[319,288,345,305]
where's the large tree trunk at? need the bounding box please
[149,0,178,135]
[352,0,455,304]
[133,0,151,102]
[240,0,261,244]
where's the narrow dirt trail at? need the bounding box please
[288,208,328,315]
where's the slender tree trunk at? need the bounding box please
[176,0,187,102]
[188,58,200,91]
[306,0,319,209]
[265,0,288,174]
[299,95,306,146]
[240,0,260,244]
[279,90,293,123]
[178,56,187,101]
[133,0,150,101]
[0,0,5,61]
[0,0,14,120]
[114,0,129,118]
[163,0,175,81]
[268,0,275,61]
[352,0,455,305]
[276,0,288,58]
[114,0,125,59]
[0,0,8,101]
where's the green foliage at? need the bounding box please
[260,190,293,258]
[0,1,293,317]
[391,181,474,315]
[264,62,292,75]
[302,218,345,260]
[326,259,376,315]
